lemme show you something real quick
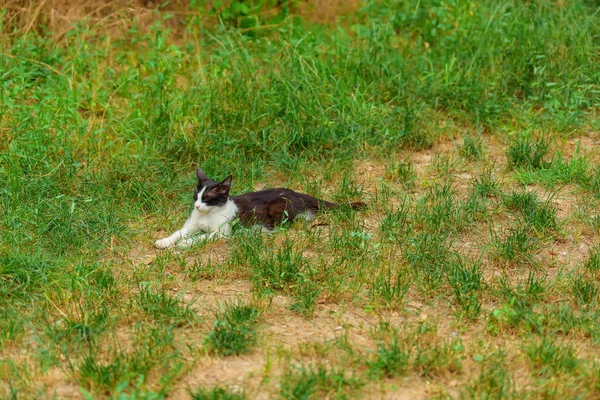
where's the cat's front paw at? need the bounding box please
[155,238,174,249]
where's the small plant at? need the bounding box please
[405,233,452,290]
[279,364,362,399]
[525,337,580,377]
[585,166,600,199]
[502,190,537,213]
[387,159,417,189]
[472,165,500,198]
[460,133,485,161]
[78,354,127,393]
[447,257,482,318]
[515,150,589,187]
[370,268,410,306]
[204,301,260,356]
[412,339,463,377]
[490,225,539,266]
[570,274,597,305]
[506,136,549,170]
[368,330,411,379]
[136,285,197,326]
[502,190,557,232]
[416,182,462,233]
[584,246,600,273]
[497,271,547,312]
[190,386,245,400]
[379,200,412,241]
[462,352,516,399]
[250,242,305,294]
[290,281,320,318]
[486,298,543,335]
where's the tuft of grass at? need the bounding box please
[136,285,198,326]
[387,159,417,190]
[502,191,558,233]
[379,199,413,242]
[412,339,463,378]
[515,150,588,187]
[490,225,539,266]
[506,136,549,171]
[570,274,598,306]
[585,247,600,273]
[524,338,580,377]
[204,302,260,356]
[370,269,410,307]
[447,257,483,319]
[77,325,181,396]
[405,233,452,291]
[462,353,516,399]
[415,182,464,233]
[290,281,321,318]
[368,331,411,379]
[460,133,485,161]
[190,387,245,400]
[472,165,500,199]
[249,242,306,295]
[279,364,363,400]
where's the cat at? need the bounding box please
[155,167,366,249]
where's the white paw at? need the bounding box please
[155,238,174,249]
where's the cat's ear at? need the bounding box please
[196,167,210,184]
[215,175,232,195]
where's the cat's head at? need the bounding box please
[193,167,232,212]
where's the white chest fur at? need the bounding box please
[155,199,238,249]
[187,199,238,232]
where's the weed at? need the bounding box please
[290,281,320,318]
[405,233,452,290]
[460,133,485,161]
[412,339,463,377]
[502,191,558,233]
[506,136,549,170]
[190,386,245,400]
[370,268,410,307]
[525,337,580,377]
[136,285,198,326]
[472,165,500,199]
[462,352,516,399]
[584,246,600,273]
[279,364,362,399]
[447,257,482,318]
[250,242,306,295]
[490,226,539,266]
[570,274,598,306]
[368,330,411,379]
[204,301,260,356]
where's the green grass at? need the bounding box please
[204,301,260,356]
[190,386,246,400]
[2,0,600,397]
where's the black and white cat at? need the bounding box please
[155,167,365,249]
